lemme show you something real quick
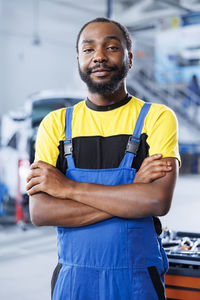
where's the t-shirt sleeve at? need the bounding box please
[146,105,181,165]
[34,109,65,167]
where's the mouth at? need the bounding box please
[92,68,111,73]
[91,68,112,77]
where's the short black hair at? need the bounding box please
[76,17,132,53]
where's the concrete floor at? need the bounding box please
[0,174,199,300]
[0,225,57,300]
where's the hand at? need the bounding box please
[134,154,173,184]
[26,161,74,198]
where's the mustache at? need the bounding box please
[86,63,119,75]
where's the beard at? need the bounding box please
[78,59,129,95]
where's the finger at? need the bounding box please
[150,154,163,159]
[138,159,164,174]
[144,159,172,171]
[30,160,50,170]
[155,161,173,170]
[148,171,166,182]
[137,163,172,182]
[26,169,42,182]
[30,162,41,170]
[146,154,162,161]
[166,160,172,166]
[27,184,42,196]
[143,171,167,183]
[148,154,163,163]
[147,164,172,174]
[26,177,41,191]
[140,154,162,168]
[135,170,166,184]
[156,159,172,168]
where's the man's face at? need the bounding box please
[77,22,132,95]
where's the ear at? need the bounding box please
[128,52,133,69]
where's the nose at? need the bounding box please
[93,48,108,64]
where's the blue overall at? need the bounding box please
[52,103,168,300]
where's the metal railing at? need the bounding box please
[128,68,200,131]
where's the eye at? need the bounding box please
[83,48,94,53]
[107,46,119,51]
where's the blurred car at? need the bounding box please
[0,89,85,223]
[25,89,84,163]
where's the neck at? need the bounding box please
[87,82,127,106]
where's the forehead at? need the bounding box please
[79,22,126,46]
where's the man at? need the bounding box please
[27,17,180,300]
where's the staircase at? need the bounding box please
[127,68,200,143]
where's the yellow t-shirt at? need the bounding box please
[35,96,180,168]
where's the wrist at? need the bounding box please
[66,179,80,200]
[58,177,75,200]
[70,181,87,203]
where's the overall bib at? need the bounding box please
[52,103,168,300]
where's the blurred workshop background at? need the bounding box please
[0,1,200,299]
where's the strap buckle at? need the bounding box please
[126,136,140,155]
[64,139,73,156]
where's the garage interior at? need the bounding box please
[0,1,200,299]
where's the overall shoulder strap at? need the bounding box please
[65,106,73,140]
[64,106,75,169]
[119,102,151,168]
[132,102,151,138]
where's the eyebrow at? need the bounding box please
[81,36,121,45]
[82,39,95,44]
[104,35,121,43]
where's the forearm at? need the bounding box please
[29,192,112,227]
[70,159,178,219]
[27,158,178,221]
[73,182,168,218]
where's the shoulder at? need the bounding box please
[41,107,66,127]
[128,96,178,127]
[149,102,176,117]
[146,102,178,132]
[37,107,67,145]
[72,99,87,115]
[39,100,86,138]
[143,102,180,163]
[42,99,86,124]
[129,96,145,110]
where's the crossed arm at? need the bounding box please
[27,154,178,227]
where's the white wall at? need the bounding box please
[0,0,106,116]
[1,34,80,113]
